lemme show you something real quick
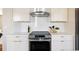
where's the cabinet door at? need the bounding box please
[13,8,30,21]
[7,41,15,51]
[52,35,74,51]
[51,8,68,22]
[63,39,73,50]
[53,39,73,51]
[2,9,14,34]
[15,42,28,51]
[0,8,3,15]
[7,35,28,51]
[52,39,64,51]
[7,41,28,51]
[14,35,29,51]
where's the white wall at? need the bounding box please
[65,8,75,35]
[0,16,2,32]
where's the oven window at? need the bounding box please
[29,41,51,51]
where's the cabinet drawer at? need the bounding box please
[53,45,73,51]
[52,35,73,40]
[7,42,28,51]
[63,40,73,50]
[52,40,73,51]
[6,35,28,39]
[53,45,64,51]
[6,35,28,42]
[53,39,65,44]
[7,41,28,46]
[54,48,72,51]
[7,46,28,51]
[53,40,64,51]
[9,39,27,42]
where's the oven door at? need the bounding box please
[29,41,51,51]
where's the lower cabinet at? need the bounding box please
[6,35,74,51]
[6,35,28,51]
[52,35,74,51]
[7,41,28,51]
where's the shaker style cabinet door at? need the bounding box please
[52,35,74,51]
[6,35,28,51]
[0,8,3,15]
[51,8,68,22]
[13,8,30,22]
[52,39,64,51]
[63,39,74,50]
[2,8,14,34]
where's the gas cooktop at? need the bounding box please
[29,31,51,35]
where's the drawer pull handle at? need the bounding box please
[16,36,19,38]
[13,40,22,42]
[61,36,64,38]
[60,49,64,51]
[60,40,64,42]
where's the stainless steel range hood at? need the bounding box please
[30,8,50,17]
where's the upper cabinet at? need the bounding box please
[13,8,31,22]
[3,8,68,22]
[0,8,3,15]
[51,8,68,22]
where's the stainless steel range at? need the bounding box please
[29,31,51,51]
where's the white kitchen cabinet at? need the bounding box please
[6,35,29,51]
[0,8,3,15]
[13,8,30,22]
[2,8,14,34]
[51,8,68,22]
[52,35,74,51]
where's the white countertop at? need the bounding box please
[4,32,73,35]
[50,32,73,35]
[4,33,29,35]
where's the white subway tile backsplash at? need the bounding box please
[30,17,50,31]
[30,17,65,32]
[13,17,65,33]
[13,22,29,34]
[49,23,65,33]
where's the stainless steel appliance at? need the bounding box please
[29,31,51,51]
[30,8,50,17]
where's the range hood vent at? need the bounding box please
[30,8,50,17]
